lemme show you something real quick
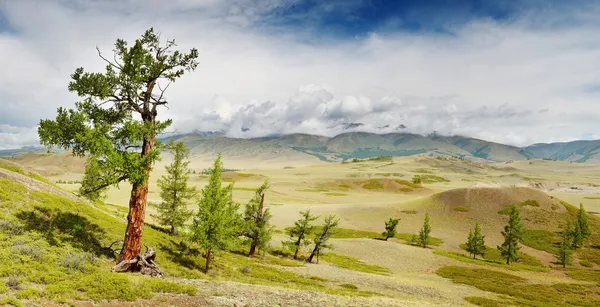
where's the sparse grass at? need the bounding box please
[367,156,393,162]
[464,296,503,307]
[0,164,25,175]
[433,251,549,272]
[521,229,558,254]
[437,266,600,306]
[401,210,417,214]
[579,260,594,268]
[0,296,23,307]
[309,276,328,282]
[362,179,384,190]
[457,244,544,267]
[584,196,600,200]
[324,192,347,196]
[320,253,391,275]
[233,187,256,191]
[396,233,443,246]
[393,179,422,189]
[399,188,413,192]
[566,270,600,283]
[453,206,469,212]
[413,174,449,183]
[296,188,329,193]
[340,283,359,290]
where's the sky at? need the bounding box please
[0,0,599,150]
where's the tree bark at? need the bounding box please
[248,244,257,258]
[293,234,303,260]
[117,134,155,265]
[170,225,177,236]
[307,243,319,263]
[205,248,212,272]
[248,192,265,258]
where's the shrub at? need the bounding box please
[580,260,594,268]
[0,220,23,235]
[61,251,97,272]
[240,266,250,274]
[453,206,469,212]
[12,242,46,262]
[6,276,22,290]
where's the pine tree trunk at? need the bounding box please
[248,193,264,258]
[293,234,302,260]
[205,248,212,272]
[116,134,155,266]
[307,244,319,263]
[170,225,177,236]
[118,181,149,264]
[248,243,257,258]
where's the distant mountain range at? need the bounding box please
[160,131,600,163]
[3,131,599,163]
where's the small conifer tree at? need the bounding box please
[189,155,241,272]
[382,217,400,241]
[572,203,590,248]
[307,215,339,263]
[287,210,319,260]
[498,204,523,265]
[555,219,574,268]
[465,222,486,259]
[242,180,273,258]
[418,212,432,248]
[150,141,196,236]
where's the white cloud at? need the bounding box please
[0,0,599,149]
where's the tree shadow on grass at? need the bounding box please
[14,206,114,258]
[159,239,205,271]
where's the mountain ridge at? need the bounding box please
[3,131,599,163]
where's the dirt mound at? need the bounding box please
[8,151,87,176]
[430,187,567,229]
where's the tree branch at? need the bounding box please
[77,174,129,197]
[97,46,122,71]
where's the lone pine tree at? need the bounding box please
[151,141,196,236]
[287,210,319,260]
[38,28,198,266]
[307,215,340,264]
[189,155,241,272]
[572,203,590,248]
[498,204,523,265]
[555,219,574,268]
[242,180,273,258]
[382,217,400,241]
[419,212,432,248]
[466,222,486,259]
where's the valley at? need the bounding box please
[2,151,600,306]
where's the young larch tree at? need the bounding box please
[498,204,523,265]
[466,222,486,259]
[150,141,196,236]
[555,219,574,268]
[572,203,590,248]
[242,180,273,258]
[307,214,339,264]
[382,217,400,241]
[37,28,198,267]
[287,210,319,260]
[419,212,432,248]
[189,155,241,272]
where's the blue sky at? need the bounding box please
[0,0,599,149]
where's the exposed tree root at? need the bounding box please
[111,245,164,278]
